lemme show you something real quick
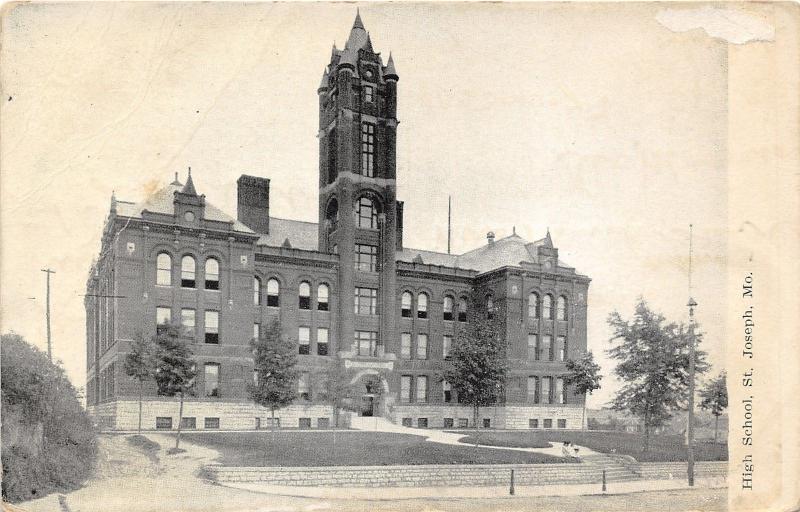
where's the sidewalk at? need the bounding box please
[224,476,726,500]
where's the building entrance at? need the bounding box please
[360,395,374,417]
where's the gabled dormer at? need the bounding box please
[173,168,205,227]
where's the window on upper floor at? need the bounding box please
[355,244,379,272]
[528,292,540,319]
[180,308,195,338]
[181,255,196,288]
[356,331,378,357]
[156,253,172,286]
[443,335,453,359]
[557,296,568,321]
[355,196,378,229]
[541,376,552,405]
[253,277,262,306]
[443,380,453,403]
[317,284,329,311]
[298,372,311,400]
[417,293,428,319]
[557,335,567,361]
[416,376,428,403]
[400,375,412,403]
[458,298,467,322]
[298,281,311,310]
[317,328,329,356]
[267,278,280,307]
[363,85,374,103]
[443,296,454,321]
[400,333,411,359]
[556,377,566,404]
[298,327,310,355]
[401,291,412,318]
[156,306,172,334]
[361,123,375,177]
[486,295,495,320]
[542,294,553,320]
[416,334,428,360]
[355,287,378,315]
[204,258,219,290]
[204,311,219,344]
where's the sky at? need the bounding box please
[1,2,732,407]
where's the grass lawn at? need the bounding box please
[451,430,727,462]
[183,431,567,467]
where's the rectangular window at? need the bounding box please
[541,377,552,404]
[417,418,428,428]
[458,418,469,428]
[364,84,374,103]
[361,123,374,177]
[400,375,412,403]
[543,418,553,429]
[354,287,378,315]
[443,335,453,359]
[400,333,411,359]
[317,328,329,356]
[299,418,312,429]
[156,307,172,333]
[527,376,539,404]
[416,334,428,360]
[542,335,553,361]
[181,308,195,338]
[356,331,378,357]
[204,363,219,397]
[556,377,565,404]
[416,375,428,403]
[402,417,413,427]
[528,334,537,360]
[298,373,311,400]
[155,417,173,430]
[444,418,454,428]
[483,418,491,428]
[204,310,219,344]
[529,419,539,429]
[180,417,196,429]
[443,380,452,403]
[317,417,330,428]
[253,323,260,340]
[298,327,310,355]
[204,417,220,429]
[557,336,567,361]
[355,244,379,272]
[558,419,567,429]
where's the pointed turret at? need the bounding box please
[318,67,330,93]
[182,167,198,196]
[338,47,358,70]
[384,52,398,81]
[170,172,182,186]
[353,9,364,30]
[345,11,369,51]
[110,190,117,213]
[544,228,553,248]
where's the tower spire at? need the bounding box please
[182,167,197,196]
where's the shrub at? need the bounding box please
[1,333,98,502]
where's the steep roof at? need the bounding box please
[256,217,318,250]
[396,232,577,274]
[115,181,254,234]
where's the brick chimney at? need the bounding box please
[237,175,270,234]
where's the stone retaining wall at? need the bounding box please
[389,404,585,430]
[204,461,728,488]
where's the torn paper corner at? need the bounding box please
[656,6,775,45]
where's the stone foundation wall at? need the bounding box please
[637,462,728,480]
[389,404,585,429]
[90,400,334,430]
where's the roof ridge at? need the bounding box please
[269,216,318,225]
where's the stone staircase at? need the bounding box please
[579,453,641,483]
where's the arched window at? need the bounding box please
[317,284,329,311]
[443,296,454,321]
[204,258,220,290]
[355,196,378,229]
[528,292,539,319]
[298,281,311,310]
[486,295,495,320]
[417,293,428,319]
[542,294,553,320]
[156,253,172,286]
[253,277,262,305]
[266,278,280,307]
[557,296,568,321]
[458,298,468,322]
[401,291,412,318]
[181,255,196,288]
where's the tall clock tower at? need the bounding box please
[317,13,401,360]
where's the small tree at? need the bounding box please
[152,323,197,451]
[607,299,708,452]
[123,334,157,433]
[320,361,356,428]
[699,371,728,443]
[248,319,299,430]
[441,311,507,428]
[564,351,603,430]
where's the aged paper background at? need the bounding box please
[0,2,798,511]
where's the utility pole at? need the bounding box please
[41,268,56,361]
[686,224,697,487]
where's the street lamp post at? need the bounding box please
[687,297,697,487]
